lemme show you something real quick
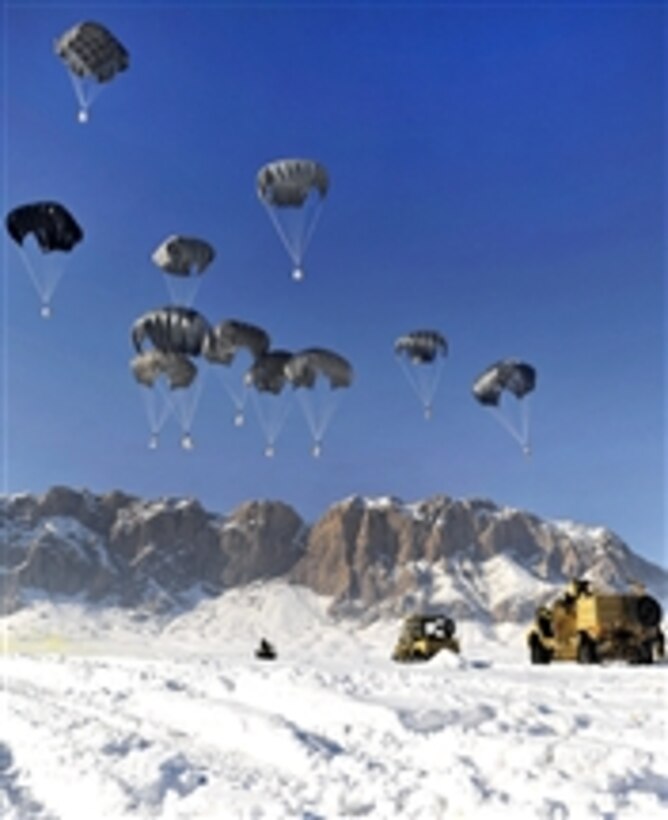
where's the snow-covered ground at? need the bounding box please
[1,583,667,819]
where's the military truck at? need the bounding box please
[527,579,665,665]
[392,613,460,662]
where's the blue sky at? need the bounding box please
[2,2,665,566]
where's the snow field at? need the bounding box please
[1,588,667,819]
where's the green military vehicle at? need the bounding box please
[527,579,665,665]
[392,613,460,662]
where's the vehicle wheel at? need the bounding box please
[636,596,662,628]
[577,635,599,664]
[530,635,550,665]
[637,641,654,665]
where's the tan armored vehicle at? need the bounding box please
[527,579,665,665]
[392,614,460,662]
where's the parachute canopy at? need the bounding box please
[131,350,197,390]
[132,306,212,358]
[257,159,329,207]
[55,21,129,83]
[203,319,271,365]
[285,348,353,390]
[395,330,448,364]
[245,350,293,395]
[6,202,83,253]
[472,359,536,407]
[151,235,215,277]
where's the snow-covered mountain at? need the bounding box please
[1,486,666,623]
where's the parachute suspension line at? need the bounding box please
[164,275,202,309]
[521,398,532,456]
[297,198,324,265]
[213,369,248,426]
[396,356,443,418]
[419,358,444,419]
[265,205,302,275]
[396,357,422,410]
[296,387,341,454]
[17,249,47,307]
[162,367,209,450]
[140,385,173,448]
[68,73,104,123]
[264,198,323,281]
[250,391,292,457]
[18,247,65,318]
[488,402,527,453]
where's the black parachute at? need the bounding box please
[394,329,448,419]
[256,158,329,281]
[285,348,353,390]
[151,235,215,277]
[472,359,536,407]
[245,350,293,395]
[132,307,212,358]
[131,310,209,450]
[131,350,197,391]
[472,358,536,455]
[245,350,295,457]
[204,320,271,365]
[257,159,329,208]
[285,348,353,457]
[6,202,83,253]
[394,330,448,364]
[55,21,129,83]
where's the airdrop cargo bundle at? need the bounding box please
[527,579,665,665]
[392,614,460,662]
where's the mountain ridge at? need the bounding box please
[1,485,665,623]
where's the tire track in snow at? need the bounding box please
[2,668,305,818]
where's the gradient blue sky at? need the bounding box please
[2,2,665,565]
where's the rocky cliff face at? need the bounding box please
[290,495,666,620]
[1,488,304,614]
[1,487,665,622]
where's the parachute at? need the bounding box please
[131,350,197,391]
[285,348,353,457]
[245,350,294,457]
[472,359,536,455]
[5,201,84,317]
[55,21,129,122]
[394,330,448,419]
[204,320,270,365]
[257,158,329,281]
[285,348,353,390]
[6,202,83,252]
[245,350,292,395]
[132,306,211,358]
[203,319,271,426]
[131,307,211,449]
[151,235,216,306]
[131,351,198,449]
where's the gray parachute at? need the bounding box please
[395,330,448,364]
[257,159,329,207]
[285,348,353,390]
[394,329,448,420]
[203,320,271,365]
[245,350,293,395]
[55,21,129,83]
[131,350,197,390]
[132,307,212,357]
[151,235,216,277]
[472,359,536,407]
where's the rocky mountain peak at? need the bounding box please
[1,487,665,623]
